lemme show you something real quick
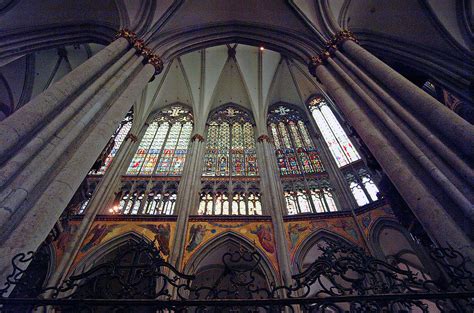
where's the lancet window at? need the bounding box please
[126,105,193,176]
[268,104,324,176]
[283,179,337,215]
[198,181,262,216]
[200,105,261,215]
[346,169,380,206]
[308,97,360,167]
[110,182,178,215]
[90,112,133,175]
[203,106,258,176]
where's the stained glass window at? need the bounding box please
[126,105,193,176]
[308,97,360,167]
[346,169,380,207]
[268,104,324,175]
[203,106,258,176]
[111,184,177,216]
[91,113,133,175]
[200,106,261,216]
[284,183,337,215]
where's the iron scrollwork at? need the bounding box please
[1,239,473,312]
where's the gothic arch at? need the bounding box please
[69,231,152,277]
[207,103,256,125]
[183,231,279,287]
[292,229,355,273]
[151,22,322,63]
[368,218,436,277]
[146,102,193,125]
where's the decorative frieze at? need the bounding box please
[116,29,164,75]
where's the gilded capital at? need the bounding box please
[115,29,137,45]
[308,56,323,77]
[257,134,271,143]
[125,133,138,142]
[191,133,205,142]
[334,30,359,45]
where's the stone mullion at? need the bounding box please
[309,49,473,258]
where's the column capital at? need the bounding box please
[308,29,358,77]
[115,29,164,75]
[125,133,138,142]
[257,134,271,143]
[191,133,205,142]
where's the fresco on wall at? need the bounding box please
[356,205,396,237]
[285,206,396,261]
[53,220,176,272]
[182,220,278,274]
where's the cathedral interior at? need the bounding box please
[0,0,473,312]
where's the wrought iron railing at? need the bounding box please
[1,238,473,312]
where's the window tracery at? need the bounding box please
[308,97,360,167]
[90,112,133,175]
[283,179,337,215]
[200,105,261,215]
[111,182,178,215]
[346,169,380,206]
[268,104,324,176]
[203,106,258,177]
[198,181,262,216]
[127,105,193,176]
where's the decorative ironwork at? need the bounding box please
[1,239,473,312]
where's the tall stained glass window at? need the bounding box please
[127,105,193,176]
[203,106,258,176]
[200,105,261,216]
[268,104,324,176]
[308,97,360,167]
[90,113,133,175]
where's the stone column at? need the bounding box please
[0,37,129,161]
[341,40,474,159]
[256,134,294,286]
[0,60,157,279]
[168,134,206,268]
[311,60,473,259]
[46,124,148,287]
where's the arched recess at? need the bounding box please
[68,231,153,277]
[368,218,431,273]
[292,229,355,273]
[151,23,322,63]
[183,231,279,295]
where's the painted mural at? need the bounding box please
[182,220,279,274]
[356,205,396,238]
[53,220,176,271]
[285,205,396,261]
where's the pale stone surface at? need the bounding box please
[316,64,474,259]
[0,38,129,161]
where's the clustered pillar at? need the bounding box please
[308,30,474,258]
[0,29,164,281]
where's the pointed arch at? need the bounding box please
[292,229,355,273]
[69,231,153,277]
[183,231,279,287]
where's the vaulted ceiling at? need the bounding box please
[0,0,472,120]
[136,44,324,133]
